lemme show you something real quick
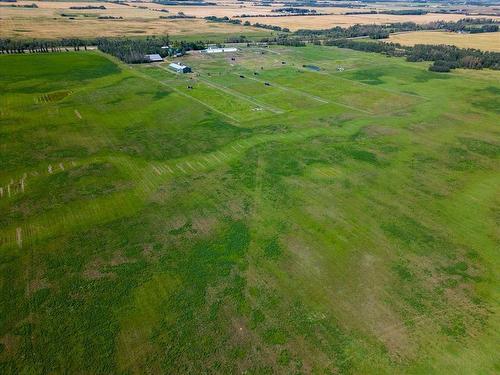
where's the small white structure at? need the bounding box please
[169,62,191,73]
[202,47,238,54]
[145,54,163,62]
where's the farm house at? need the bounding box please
[169,62,192,73]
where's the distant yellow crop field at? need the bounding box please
[2,1,499,39]
[237,14,500,31]
[387,31,500,52]
[0,1,267,38]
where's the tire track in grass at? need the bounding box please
[128,66,241,124]
[196,76,285,115]
[0,127,345,249]
[235,73,330,105]
[305,67,429,101]
[257,70,374,115]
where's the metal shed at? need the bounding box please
[145,54,163,62]
[169,62,192,73]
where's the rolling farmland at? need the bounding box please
[0,0,269,39]
[0,45,499,374]
[387,31,500,52]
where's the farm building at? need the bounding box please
[202,47,238,54]
[169,62,192,73]
[145,54,163,63]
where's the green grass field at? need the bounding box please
[0,45,499,374]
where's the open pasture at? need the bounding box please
[0,45,499,374]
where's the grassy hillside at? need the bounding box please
[0,46,498,374]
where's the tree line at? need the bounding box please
[95,37,205,63]
[295,24,394,40]
[428,18,499,33]
[0,38,89,53]
[0,37,206,64]
[271,8,317,14]
[345,9,428,15]
[69,5,106,10]
[258,35,306,46]
[325,39,500,72]
[205,16,291,32]
[295,18,499,39]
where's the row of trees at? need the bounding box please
[271,8,317,14]
[345,9,428,16]
[152,0,215,5]
[4,2,37,7]
[205,16,291,32]
[407,44,500,71]
[0,38,90,53]
[296,24,393,39]
[69,5,105,10]
[428,18,499,33]
[237,12,328,18]
[205,16,243,25]
[252,23,290,32]
[0,37,206,63]
[95,37,205,63]
[324,39,404,55]
[325,39,500,72]
[295,18,499,39]
[258,35,306,47]
[282,0,363,7]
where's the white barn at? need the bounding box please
[169,62,191,73]
[202,47,238,54]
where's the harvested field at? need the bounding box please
[0,16,263,39]
[0,1,268,38]
[3,1,499,38]
[129,3,372,17]
[387,31,500,52]
[238,13,500,31]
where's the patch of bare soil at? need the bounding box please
[110,250,131,266]
[82,258,114,280]
[192,215,218,236]
[0,334,20,359]
[26,277,51,297]
[142,243,159,262]
[83,251,134,279]
[362,125,399,137]
[359,253,414,360]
